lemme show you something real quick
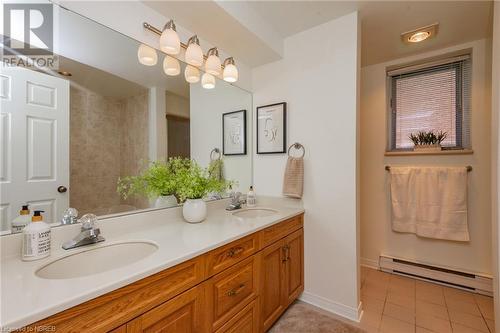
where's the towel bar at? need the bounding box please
[385,165,472,172]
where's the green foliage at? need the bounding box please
[175,159,231,202]
[409,130,447,146]
[117,157,231,202]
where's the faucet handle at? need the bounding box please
[79,213,98,231]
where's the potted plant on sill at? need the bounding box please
[117,159,181,209]
[176,159,231,223]
[409,130,447,152]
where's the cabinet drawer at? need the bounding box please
[214,299,259,333]
[207,256,260,331]
[261,214,303,248]
[206,233,260,277]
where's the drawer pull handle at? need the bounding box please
[227,246,244,258]
[227,284,246,297]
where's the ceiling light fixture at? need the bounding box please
[205,47,221,76]
[401,23,439,44]
[223,57,238,83]
[163,55,180,76]
[137,44,158,66]
[202,73,216,89]
[185,35,204,67]
[184,65,200,83]
[160,19,180,55]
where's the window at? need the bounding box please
[388,55,471,151]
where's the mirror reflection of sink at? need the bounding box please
[36,241,158,279]
[232,208,278,219]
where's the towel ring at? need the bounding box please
[210,148,221,161]
[288,142,305,158]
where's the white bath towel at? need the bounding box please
[390,167,469,241]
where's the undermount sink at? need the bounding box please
[36,241,158,279]
[232,208,278,219]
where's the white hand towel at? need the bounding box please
[390,167,469,241]
[283,156,304,198]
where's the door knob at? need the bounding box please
[57,186,68,193]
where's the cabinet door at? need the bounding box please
[259,239,286,332]
[127,284,207,333]
[109,324,127,333]
[283,229,304,307]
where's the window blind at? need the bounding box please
[389,56,471,150]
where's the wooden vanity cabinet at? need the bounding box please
[23,214,303,333]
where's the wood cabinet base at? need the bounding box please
[24,214,304,333]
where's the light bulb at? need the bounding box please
[160,20,180,55]
[184,65,200,83]
[185,35,204,67]
[163,56,180,76]
[223,57,238,82]
[137,44,157,66]
[205,47,221,76]
[202,73,215,89]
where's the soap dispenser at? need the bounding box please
[11,204,31,234]
[247,186,257,207]
[22,210,51,261]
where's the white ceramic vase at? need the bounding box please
[182,198,207,223]
[154,195,178,208]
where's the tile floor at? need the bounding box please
[358,267,495,333]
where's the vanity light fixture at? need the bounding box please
[185,35,204,67]
[205,47,221,76]
[163,55,181,76]
[137,44,158,66]
[202,73,216,89]
[184,65,200,83]
[58,70,72,77]
[160,19,181,55]
[401,23,439,44]
[223,57,238,83]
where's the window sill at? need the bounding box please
[384,149,474,156]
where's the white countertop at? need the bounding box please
[0,197,304,330]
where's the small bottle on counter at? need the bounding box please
[11,205,31,234]
[22,210,51,261]
[247,186,257,207]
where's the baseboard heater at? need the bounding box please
[379,255,493,296]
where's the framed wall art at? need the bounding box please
[222,109,247,155]
[256,102,287,154]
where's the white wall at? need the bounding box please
[360,39,493,275]
[491,2,500,331]
[252,12,361,320]
[190,82,253,192]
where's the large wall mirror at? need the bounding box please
[0,5,253,235]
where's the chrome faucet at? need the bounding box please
[62,214,105,250]
[226,192,242,211]
[61,207,79,225]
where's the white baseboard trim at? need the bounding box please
[299,291,362,322]
[360,257,379,270]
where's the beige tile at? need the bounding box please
[390,275,416,289]
[416,280,443,294]
[416,289,446,306]
[387,292,416,310]
[416,312,452,333]
[360,310,382,330]
[380,315,415,333]
[448,309,489,333]
[363,296,385,314]
[416,327,433,333]
[452,322,489,333]
[475,298,494,320]
[389,283,416,298]
[384,302,416,324]
[485,319,495,333]
[416,300,449,320]
[368,269,392,282]
[363,284,388,301]
[444,288,476,304]
[447,298,482,316]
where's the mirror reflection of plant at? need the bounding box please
[117,159,185,200]
[409,130,447,146]
[176,159,232,202]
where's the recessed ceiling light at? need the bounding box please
[58,70,72,77]
[401,23,439,44]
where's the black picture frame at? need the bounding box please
[256,102,287,154]
[222,109,247,155]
